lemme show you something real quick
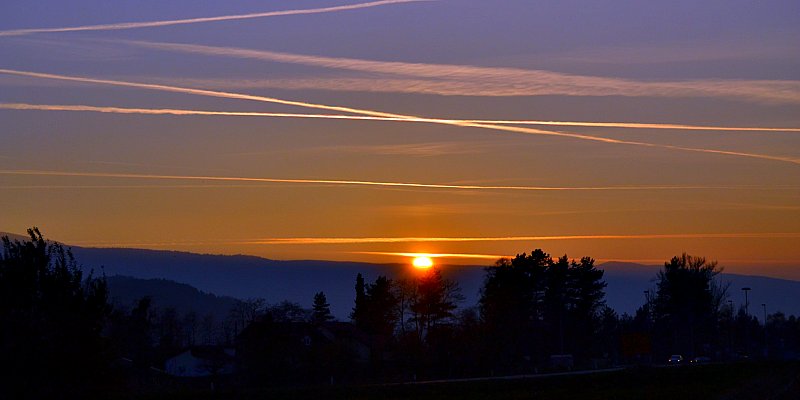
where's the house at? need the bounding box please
[164,346,235,378]
[318,321,371,364]
[236,319,372,384]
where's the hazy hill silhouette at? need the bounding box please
[599,261,800,319]
[0,232,30,242]
[2,232,798,319]
[71,247,411,319]
[73,247,800,320]
[106,275,239,320]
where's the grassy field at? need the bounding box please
[131,361,799,400]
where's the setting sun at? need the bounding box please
[412,256,434,269]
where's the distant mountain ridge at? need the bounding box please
[599,261,800,319]
[70,246,421,319]
[1,232,34,242]
[2,231,799,319]
[69,246,800,320]
[106,275,239,321]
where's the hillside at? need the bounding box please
[105,275,239,320]
[73,246,800,319]
[2,232,798,319]
[600,262,800,318]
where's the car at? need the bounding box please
[690,356,711,364]
[667,355,684,364]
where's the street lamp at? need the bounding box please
[742,287,751,317]
[727,300,734,357]
[741,287,752,357]
[762,303,768,358]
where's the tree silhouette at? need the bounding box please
[480,250,549,371]
[155,306,182,360]
[265,300,308,323]
[597,306,621,363]
[312,291,334,324]
[393,278,417,336]
[349,274,398,373]
[351,273,368,330]
[350,274,398,336]
[230,297,266,334]
[409,268,463,340]
[544,255,570,354]
[364,276,398,337]
[652,253,727,358]
[183,311,198,346]
[109,296,156,370]
[566,257,607,360]
[480,250,607,370]
[0,228,111,396]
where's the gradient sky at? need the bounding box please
[1,0,799,278]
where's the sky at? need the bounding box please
[1,0,799,278]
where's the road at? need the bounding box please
[374,367,626,387]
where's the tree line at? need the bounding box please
[2,228,800,394]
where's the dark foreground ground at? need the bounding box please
[124,361,799,400]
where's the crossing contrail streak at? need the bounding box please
[124,40,800,104]
[1,68,798,165]
[0,102,409,120]
[466,119,800,133]
[3,102,799,133]
[0,0,427,37]
[3,169,790,192]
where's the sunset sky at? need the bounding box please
[1,0,799,278]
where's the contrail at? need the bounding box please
[3,169,787,192]
[0,102,415,121]
[68,232,800,247]
[354,251,508,260]
[466,119,800,133]
[0,0,427,37]
[145,76,800,105]
[4,102,799,133]
[0,184,336,190]
[243,233,800,245]
[1,68,798,165]
[123,40,800,104]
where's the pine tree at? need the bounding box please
[364,276,398,336]
[351,273,367,329]
[312,291,334,324]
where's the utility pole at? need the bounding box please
[762,303,768,358]
[742,287,751,317]
[742,287,751,356]
[727,300,734,358]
